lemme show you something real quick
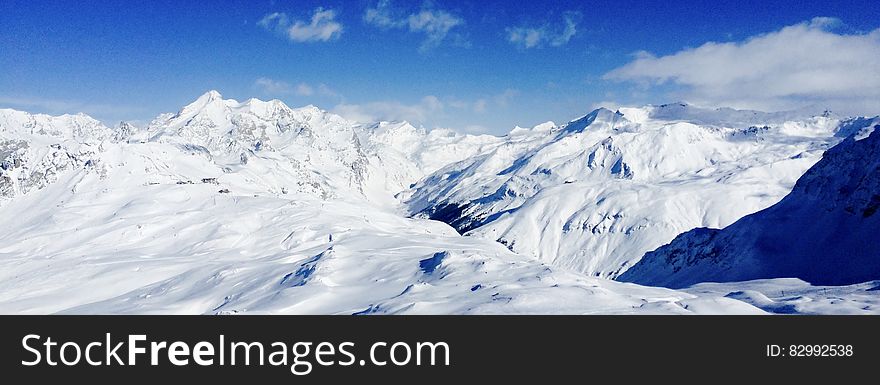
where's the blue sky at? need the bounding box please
[1,0,879,133]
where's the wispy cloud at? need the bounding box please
[333,96,444,123]
[507,12,580,49]
[363,0,399,28]
[364,0,466,51]
[494,89,519,107]
[603,17,880,114]
[472,99,487,113]
[254,77,292,94]
[316,84,338,98]
[0,95,145,123]
[257,13,289,32]
[334,87,519,126]
[254,78,339,98]
[446,89,518,115]
[294,83,314,96]
[448,97,487,113]
[258,7,343,43]
[0,96,83,112]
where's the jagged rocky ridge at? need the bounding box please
[0,110,110,199]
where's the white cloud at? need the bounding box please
[258,8,343,43]
[507,12,580,49]
[364,0,465,51]
[407,9,463,49]
[364,0,400,28]
[289,8,343,42]
[603,17,880,114]
[333,96,444,123]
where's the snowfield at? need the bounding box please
[0,178,761,315]
[684,279,880,315]
[0,92,877,314]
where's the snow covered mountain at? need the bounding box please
[140,91,506,204]
[142,90,371,200]
[618,120,880,288]
[1,91,498,206]
[403,103,859,278]
[1,93,877,315]
[357,120,503,204]
[0,109,110,200]
[0,93,756,314]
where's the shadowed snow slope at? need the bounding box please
[619,121,880,288]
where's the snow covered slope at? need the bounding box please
[682,279,880,315]
[0,98,764,314]
[618,120,880,288]
[0,94,876,315]
[358,121,504,204]
[403,103,859,278]
[0,170,764,314]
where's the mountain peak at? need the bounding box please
[296,104,323,114]
[202,90,223,101]
[562,107,626,133]
[174,90,231,118]
[188,90,225,107]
